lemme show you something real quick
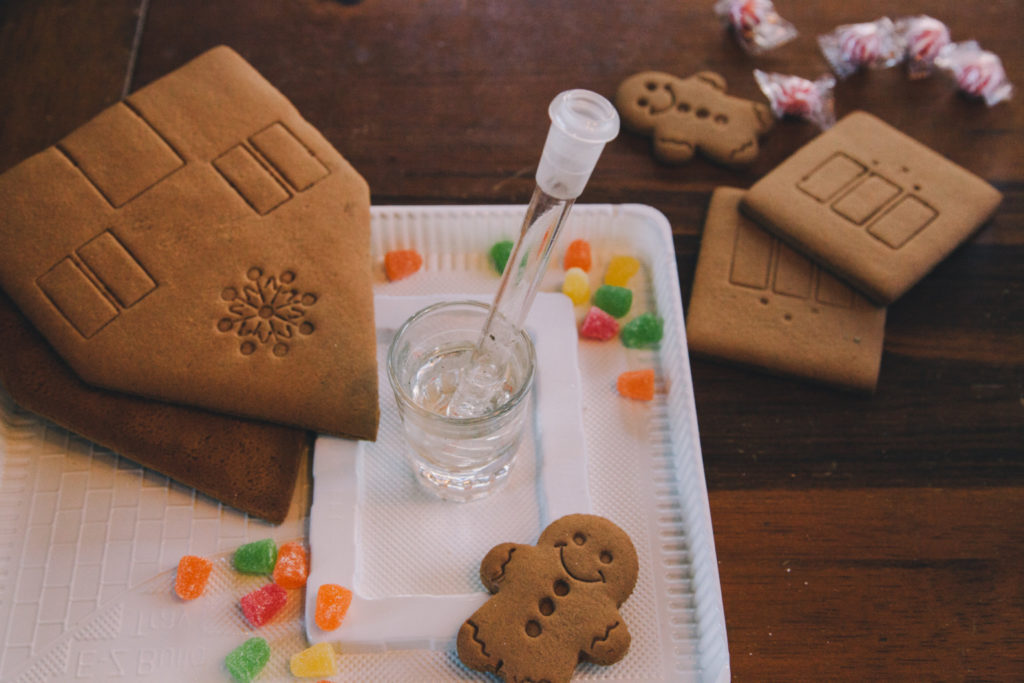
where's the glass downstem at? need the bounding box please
[445,187,573,418]
[479,186,574,346]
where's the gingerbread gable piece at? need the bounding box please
[0,46,379,440]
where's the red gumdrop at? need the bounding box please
[240,583,288,627]
[579,307,619,341]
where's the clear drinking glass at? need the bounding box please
[386,300,536,502]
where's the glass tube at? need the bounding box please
[446,90,618,417]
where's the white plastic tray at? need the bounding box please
[0,204,730,682]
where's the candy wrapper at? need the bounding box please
[935,41,1013,106]
[754,69,836,130]
[818,17,901,79]
[894,15,951,79]
[714,0,798,54]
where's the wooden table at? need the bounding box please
[3,0,1021,679]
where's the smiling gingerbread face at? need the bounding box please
[615,70,773,166]
[539,514,639,605]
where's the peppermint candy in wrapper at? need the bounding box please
[894,15,951,79]
[714,0,797,54]
[818,17,902,79]
[935,41,1013,107]
[754,69,836,130]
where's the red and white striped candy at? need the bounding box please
[904,16,950,63]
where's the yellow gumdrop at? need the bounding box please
[561,267,590,305]
[604,255,640,287]
[289,641,337,678]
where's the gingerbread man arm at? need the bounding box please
[694,70,728,91]
[581,609,632,666]
[750,100,774,134]
[456,618,500,674]
[479,542,526,593]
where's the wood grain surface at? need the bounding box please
[2,0,1022,680]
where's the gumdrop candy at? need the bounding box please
[489,240,514,274]
[240,583,288,627]
[225,637,270,683]
[617,369,655,401]
[233,539,277,574]
[561,267,590,305]
[290,641,337,678]
[384,249,423,281]
[604,255,640,287]
[272,541,308,589]
[563,238,592,272]
[620,313,664,349]
[174,555,212,601]
[315,583,353,631]
[592,285,632,318]
[579,307,619,341]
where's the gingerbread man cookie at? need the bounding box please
[457,514,639,683]
[616,70,773,166]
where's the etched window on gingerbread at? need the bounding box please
[728,218,774,289]
[37,258,118,338]
[250,122,329,191]
[213,122,330,215]
[77,231,157,308]
[36,230,156,338]
[213,144,291,215]
[772,242,813,298]
[57,101,184,208]
[831,174,902,225]
[815,269,854,309]
[799,150,939,249]
[797,153,866,202]
[728,220,855,310]
[866,195,938,249]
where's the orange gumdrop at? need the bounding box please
[272,541,309,589]
[384,249,423,281]
[617,369,655,401]
[315,584,353,631]
[563,239,591,272]
[174,555,213,600]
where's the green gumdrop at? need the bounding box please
[233,538,277,574]
[620,312,664,348]
[592,285,633,318]
[489,240,514,274]
[225,637,270,683]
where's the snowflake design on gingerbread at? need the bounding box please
[217,267,316,357]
